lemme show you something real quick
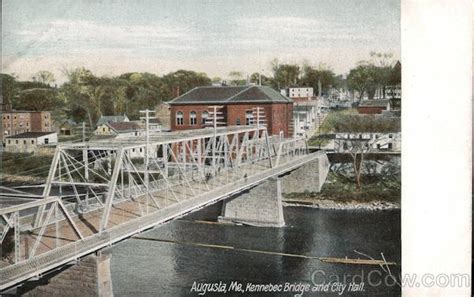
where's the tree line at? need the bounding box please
[1,52,400,126]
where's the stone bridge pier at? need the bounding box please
[219,154,330,227]
[15,252,113,297]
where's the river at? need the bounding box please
[108,202,401,296]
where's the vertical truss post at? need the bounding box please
[163,144,169,178]
[35,147,62,228]
[100,148,124,231]
[55,202,59,248]
[13,211,20,263]
[84,147,90,209]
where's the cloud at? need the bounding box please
[3,19,199,60]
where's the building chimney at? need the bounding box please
[172,86,180,98]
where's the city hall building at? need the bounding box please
[168,85,294,137]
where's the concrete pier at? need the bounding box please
[219,177,285,227]
[18,253,113,297]
[280,153,330,194]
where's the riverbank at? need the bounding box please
[283,172,401,210]
[283,198,400,210]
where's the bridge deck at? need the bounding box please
[0,152,323,290]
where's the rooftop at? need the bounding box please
[6,131,56,139]
[107,121,141,133]
[169,86,293,105]
[96,115,129,126]
[359,99,391,107]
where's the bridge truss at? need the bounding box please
[0,126,314,290]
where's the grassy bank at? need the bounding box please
[1,153,53,183]
[284,171,401,205]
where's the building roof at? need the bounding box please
[6,131,56,139]
[96,115,129,126]
[168,86,293,105]
[3,110,50,114]
[358,99,391,107]
[107,121,141,133]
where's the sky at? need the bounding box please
[2,0,400,83]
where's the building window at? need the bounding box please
[201,111,209,125]
[176,111,184,125]
[23,140,26,144]
[389,134,393,139]
[190,111,197,125]
[8,140,11,144]
[15,140,18,144]
[31,140,34,144]
[245,111,254,125]
[236,118,241,125]
[44,138,49,144]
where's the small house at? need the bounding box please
[59,119,78,135]
[94,121,142,137]
[5,131,58,153]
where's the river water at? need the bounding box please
[108,202,401,296]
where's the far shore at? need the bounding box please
[283,197,400,210]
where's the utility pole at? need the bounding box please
[318,79,322,98]
[139,109,150,185]
[139,109,153,212]
[82,121,86,142]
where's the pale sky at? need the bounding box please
[2,0,400,83]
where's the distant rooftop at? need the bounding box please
[169,86,292,105]
[96,115,129,126]
[359,99,391,107]
[6,131,56,139]
[107,121,141,133]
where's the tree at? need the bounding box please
[301,65,337,96]
[249,72,274,86]
[346,64,377,101]
[160,70,211,100]
[32,71,55,86]
[271,59,301,89]
[327,113,400,190]
[15,88,60,111]
[1,74,17,107]
[228,71,246,86]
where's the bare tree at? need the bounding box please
[32,70,55,85]
[330,114,400,190]
[336,133,394,190]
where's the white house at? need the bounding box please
[94,121,143,137]
[281,87,314,99]
[4,131,58,153]
[333,132,401,153]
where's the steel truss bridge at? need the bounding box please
[0,126,322,291]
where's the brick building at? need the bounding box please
[168,86,294,137]
[357,99,391,114]
[1,111,52,142]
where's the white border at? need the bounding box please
[402,0,472,296]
